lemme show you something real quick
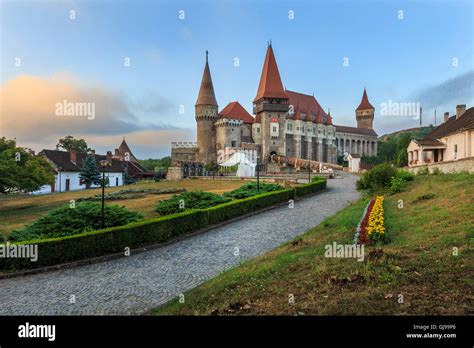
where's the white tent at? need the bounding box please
[219,152,256,177]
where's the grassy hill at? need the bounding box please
[152,173,473,315]
[379,126,434,142]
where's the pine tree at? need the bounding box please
[79,155,101,188]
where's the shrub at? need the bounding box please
[356,163,397,192]
[394,169,415,182]
[311,176,326,183]
[416,167,429,176]
[412,192,436,203]
[155,191,231,215]
[206,189,295,225]
[9,202,143,242]
[224,182,283,199]
[432,167,442,175]
[388,176,407,194]
[294,178,327,197]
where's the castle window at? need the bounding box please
[273,126,277,132]
[257,127,260,133]
[231,141,236,147]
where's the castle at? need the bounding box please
[168,43,378,179]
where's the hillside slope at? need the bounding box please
[152,173,473,315]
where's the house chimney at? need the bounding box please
[444,112,450,122]
[70,148,77,163]
[107,151,113,163]
[115,149,120,156]
[456,104,466,119]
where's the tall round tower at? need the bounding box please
[355,88,375,129]
[195,51,218,164]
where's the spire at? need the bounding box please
[356,88,374,111]
[253,44,288,103]
[327,108,333,125]
[196,51,218,107]
[315,107,323,124]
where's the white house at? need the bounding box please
[407,105,474,173]
[32,148,125,194]
[347,154,361,173]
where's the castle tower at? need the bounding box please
[355,88,375,129]
[253,43,289,163]
[195,51,218,164]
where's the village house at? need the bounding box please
[407,104,474,173]
[32,138,154,194]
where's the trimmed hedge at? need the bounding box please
[294,178,327,197]
[0,180,325,272]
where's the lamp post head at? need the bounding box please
[100,160,109,168]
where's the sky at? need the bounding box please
[1,0,473,159]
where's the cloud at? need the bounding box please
[0,73,193,158]
[411,70,474,111]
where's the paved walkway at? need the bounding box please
[0,173,359,315]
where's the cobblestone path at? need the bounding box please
[0,173,359,315]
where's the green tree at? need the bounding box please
[79,155,101,188]
[139,156,171,171]
[0,137,54,194]
[56,136,90,153]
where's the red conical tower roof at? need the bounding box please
[196,51,218,106]
[315,108,323,124]
[327,109,333,125]
[253,43,288,102]
[356,88,374,111]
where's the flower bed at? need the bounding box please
[354,196,386,245]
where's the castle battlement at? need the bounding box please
[171,141,198,149]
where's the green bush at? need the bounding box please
[412,192,436,203]
[356,163,397,192]
[394,169,415,182]
[223,182,283,199]
[206,189,295,225]
[155,190,232,215]
[416,167,429,176]
[295,178,327,197]
[9,202,143,242]
[388,176,407,194]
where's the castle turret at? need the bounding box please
[356,88,375,129]
[195,51,218,164]
[253,43,289,163]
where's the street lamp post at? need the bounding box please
[308,161,311,183]
[256,159,261,193]
[99,160,109,229]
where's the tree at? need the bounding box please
[138,156,171,171]
[0,137,54,194]
[79,155,101,188]
[56,136,90,153]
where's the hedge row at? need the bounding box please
[294,178,327,197]
[0,179,325,271]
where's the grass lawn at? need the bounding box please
[0,179,250,237]
[151,173,473,315]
